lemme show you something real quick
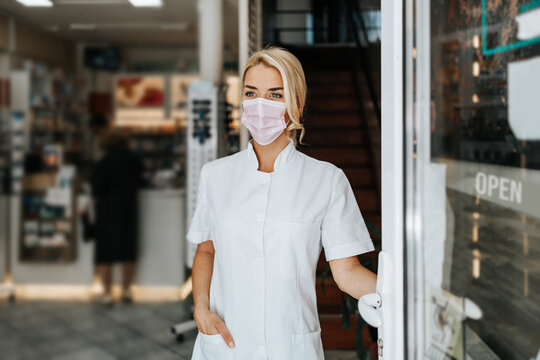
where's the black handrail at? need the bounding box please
[265,4,380,45]
[264,0,381,128]
[345,0,381,127]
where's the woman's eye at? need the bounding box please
[244,91,255,97]
[270,93,282,98]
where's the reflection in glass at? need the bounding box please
[411,0,540,359]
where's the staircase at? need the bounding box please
[290,45,381,350]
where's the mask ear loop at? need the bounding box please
[284,117,292,131]
[284,117,293,143]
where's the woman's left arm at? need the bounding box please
[329,256,377,300]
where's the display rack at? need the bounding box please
[127,125,186,188]
[0,107,8,193]
[19,172,78,263]
[27,66,88,172]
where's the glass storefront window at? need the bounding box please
[406,0,540,359]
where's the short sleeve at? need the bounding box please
[321,168,375,261]
[186,163,212,244]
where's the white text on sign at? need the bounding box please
[475,172,522,204]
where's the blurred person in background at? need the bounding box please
[90,127,144,306]
[89,113,110,161]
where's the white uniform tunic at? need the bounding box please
[187,137,375,360]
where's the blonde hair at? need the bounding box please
[241,46,307,147]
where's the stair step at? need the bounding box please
[354,189,379,212]
[320,314,359,350]
[316,253,330,275]
[299,147,371,167]
[342,167,375,188]
[303,112,363,128]
[307,98,361,112]
[287,44,381,71]
[286,44,382,352]
[306,72,355,84]
[316,277,342,313]
[308,84,356,97]
[302,128,367,146]
[364,215,382,238]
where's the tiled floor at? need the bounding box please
[0,300,359,360]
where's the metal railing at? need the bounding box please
[345,0,381,126]
[265,3,380,45]
[263,0,381,127]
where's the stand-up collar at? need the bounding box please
[247,137,296,172]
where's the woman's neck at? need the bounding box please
[252,132,290,173]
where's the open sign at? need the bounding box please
[475,172,523,204]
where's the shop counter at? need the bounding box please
[6,188,186,300]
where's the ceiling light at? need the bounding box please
[129,0,162,7]
[16,0,53,7]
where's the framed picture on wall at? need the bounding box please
[114,75,166,125]
[115,76,164,108]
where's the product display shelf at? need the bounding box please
[27,70,89,171]
[19,172,78,263]
[127,124,187,189]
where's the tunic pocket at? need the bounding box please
[276,220,321,279]
[197,331,233,360]
[292,329,324,360]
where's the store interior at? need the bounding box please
[0,0,244,301]
[0,0,247,358]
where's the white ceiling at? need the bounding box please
[0,0,239,48]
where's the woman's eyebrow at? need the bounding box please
[244,85,283,91]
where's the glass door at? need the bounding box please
[405,0,540,359]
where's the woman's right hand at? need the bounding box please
[194,305,235,348]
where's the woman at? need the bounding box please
[187,46,377,359]
[91,129,144,305]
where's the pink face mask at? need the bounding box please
[241,97,288,145]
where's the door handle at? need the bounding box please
[358,292,382,328]
[358,251,391,328]
[463,297,482,320]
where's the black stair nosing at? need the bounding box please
[304,129,374,136]
[304,124,368,129]
[306,79,357,84]
[303,121,367,127]
[352,185,379,192]
[302,127,367,133]
[303,109,369,115]
[306,161,375,168]
[303,116,364,123]
[307,106,362,111]
[307,86,357,90]
[341,164,375,170]
[362,210,382,217]
[306,94,359,100]
[299,154,372,160]
[303,126,366,132]
[303,141,368,147]
[298,144,372,150]
[304,124,363,129]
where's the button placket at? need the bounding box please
[253,172,270,359]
